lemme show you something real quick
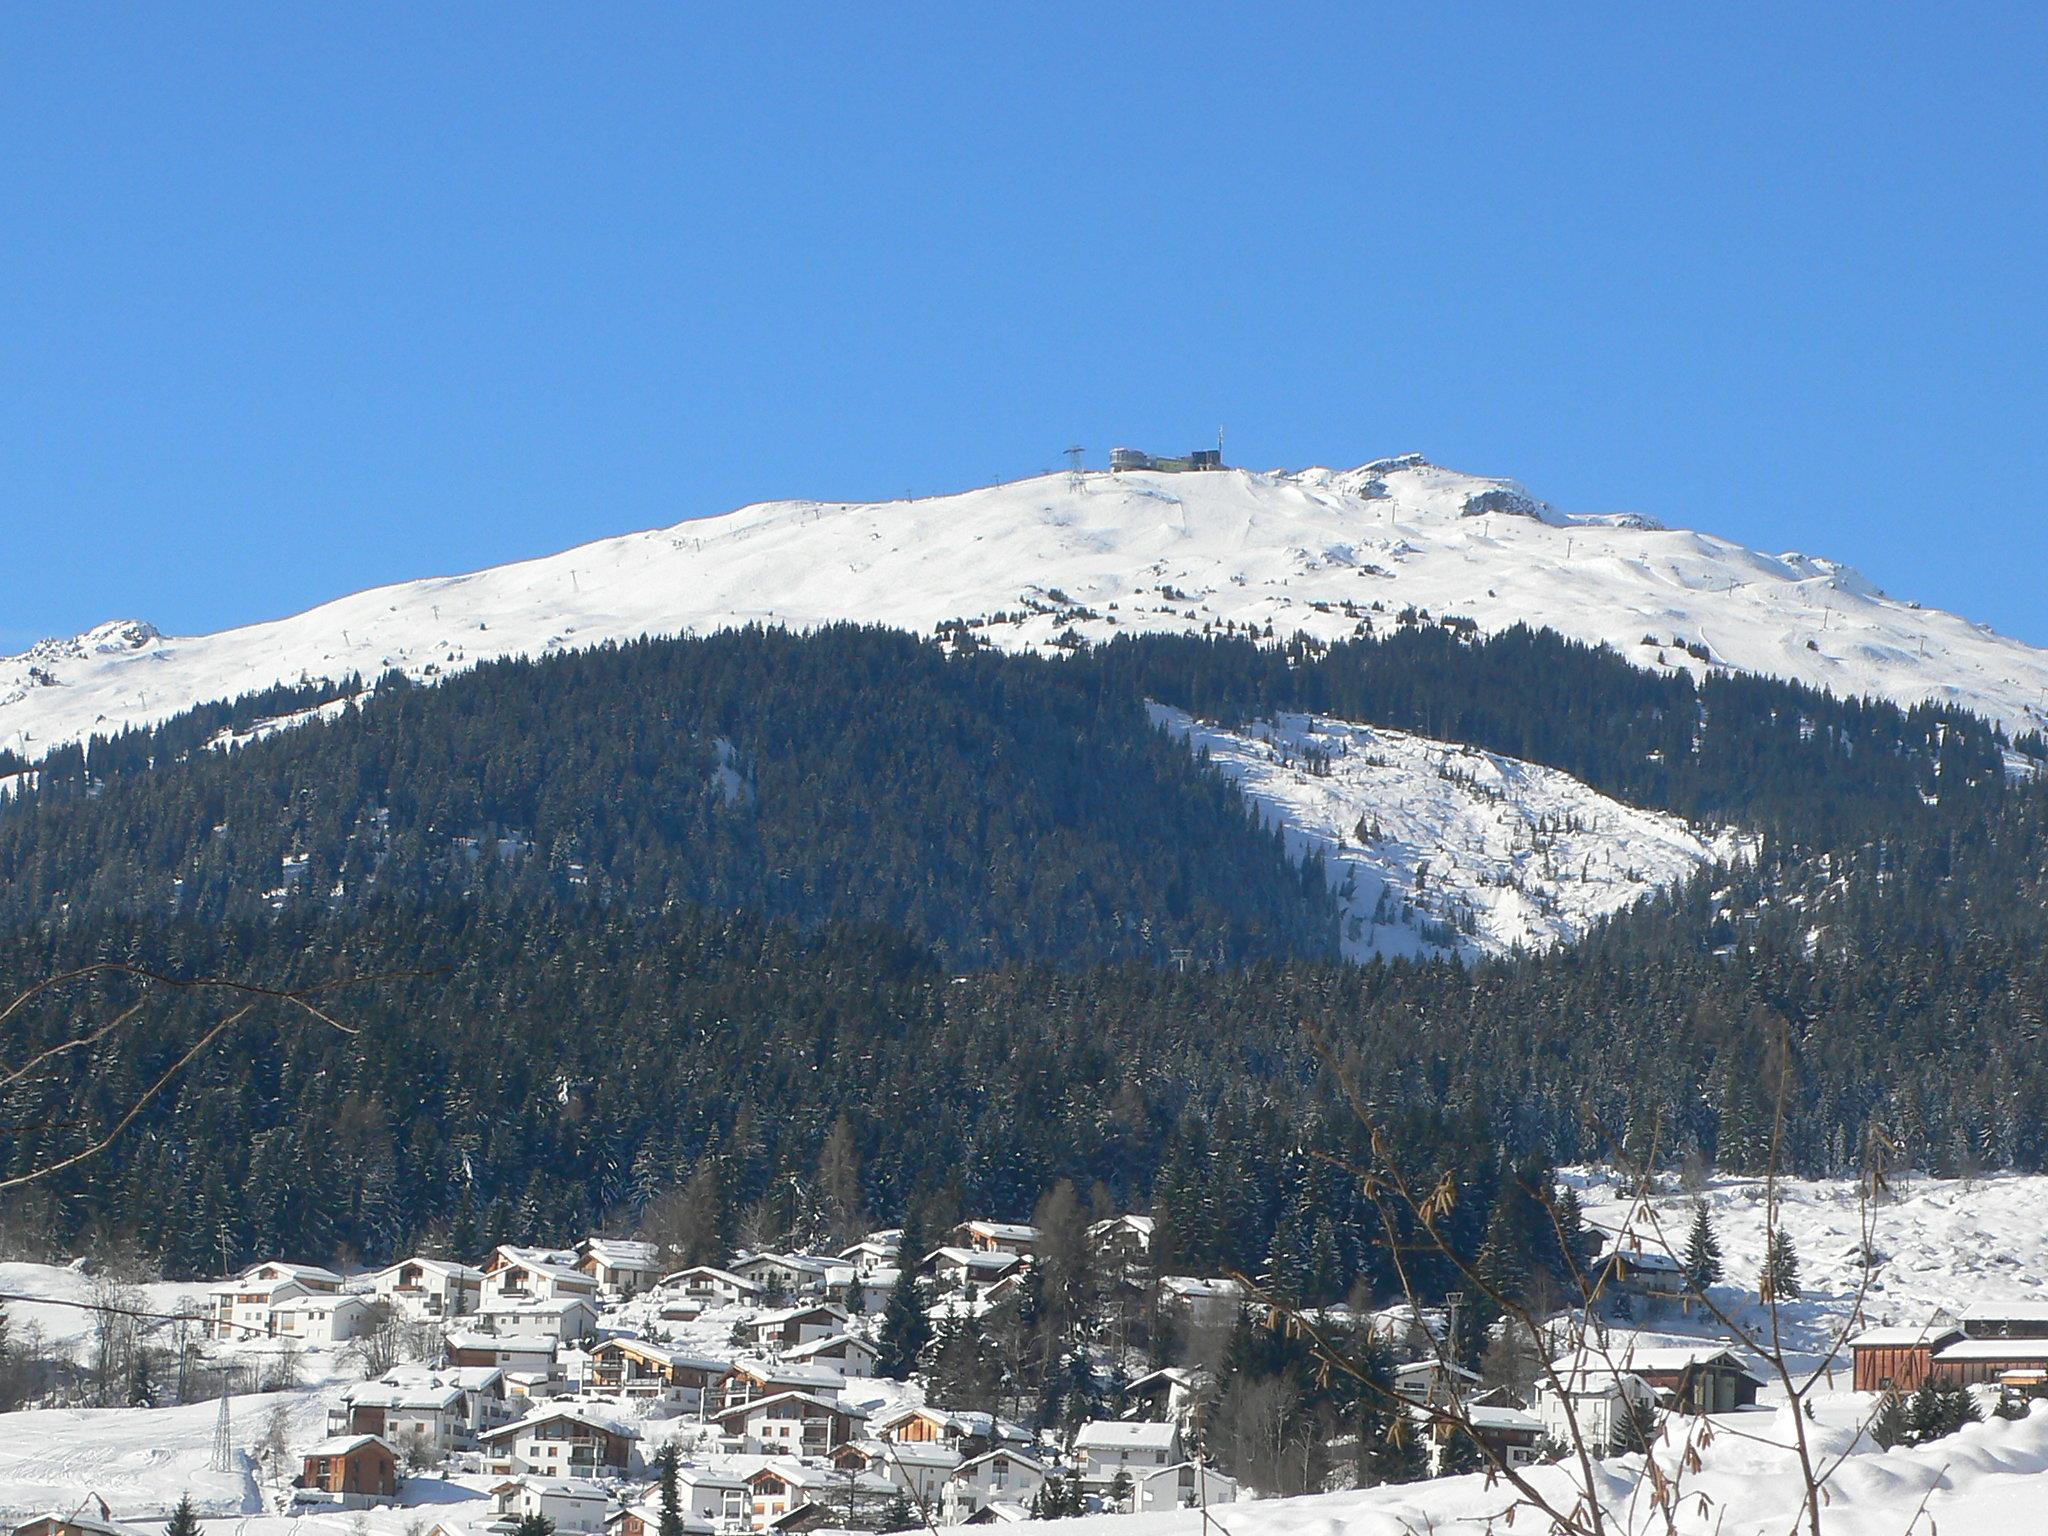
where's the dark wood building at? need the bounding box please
[1850,1326,1963,1392]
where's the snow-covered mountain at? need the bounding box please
[7,455,2048,763]
[1152,706,1753,961]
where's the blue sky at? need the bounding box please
[4,4,2046,650]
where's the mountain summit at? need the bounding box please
[7,456,2047,759]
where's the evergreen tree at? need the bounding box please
[1869,1389,1908,1449]
[1760,1227,1802,1302]
[513,1517,554,1536]
[127,1350,156,1409]
[656,1441,685,1536]
[1906,1377,1943,1445]
[876,1262,933,1381]
[165,1498,200,1536]
[1682,1203,1724,1292]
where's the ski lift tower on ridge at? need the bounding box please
[1064,444,1086,492]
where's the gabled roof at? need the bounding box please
[958,1221,1040,1244]
[953,1448,1047,1478]
[446,1330,559,1354]
[783,1333,876,1364]
[659,1265,763,1292]
[480,1405,637,1442]
[1157,1276,1245,1301]
[1962,1300,2048,1325]
[748,1302,854,1330]
[375,1255,484,1284]
[1934,1338,2048,1362]
[581,1237,662,1268]
[1598,1246,1685,1274]
[587,1335,729,1372]
[714,1389,858,1423]
[923,1247,1022,1274]
[727,1357,848,1392]
[243,1260,345,1285]
[304,1433,394,1458]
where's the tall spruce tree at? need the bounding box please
[1682,1203,1724,1292]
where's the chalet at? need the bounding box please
[207,1260,343,1340]
[1612,1344,1764,1413]
[714,1389,864,1457]
[672,1467,753,1528]
[1391,1356,1483,1408]
[579,1237,663,1298]
[1072,1420,1181,1492]
[272,1291,374,1346]
[481,1250,601,1309]
[297,1434,399,1508]
[1134,1461,1237,1514]
[8,1495,148,1536]
[831,1439,961,1507]
[1961,1301,2048,1339]
[950,1221,1040,1257]
[608,1498,716,1536]
[477,1295,601,1342]
[582,1337,729,1411]
[1436,1404,1544,1474]
[839,1234,902,1275]
[1592,1243,1693,1315]
[479,1405,638,1478]
[1155,1276,1247,1330]
[742,1303,854,1351]
[1087,1215,1156,1268]
[941,1450,1046,1522]
[332,1365,510,1450]
[921,1247,1022,1298]
[660,1265,765,1306]
[371,1256,484,1320]
[867,1403,1032,1456]
[1929,1336,2048,1389]
[1124,1366,1207,1431]
[1536,1359,1659,1453]
[783,1332,880,1376]
[491,1477,609,1535]
[1851,1324,1965,1392]
[446,1330,560,1377]
[747,1464,897,1531]
[729,1252,835,1297]
[718,1358,847,1411]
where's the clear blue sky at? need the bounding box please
[5,4,2046,651]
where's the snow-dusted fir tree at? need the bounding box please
[1760,1227,1801,1301]
[1682,1202,1724,1291]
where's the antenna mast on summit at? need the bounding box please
[1064,444,1086,492]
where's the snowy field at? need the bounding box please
[10,456,2048,765]
[1152,706,1750,961]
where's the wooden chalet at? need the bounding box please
[298,1434,399,1504]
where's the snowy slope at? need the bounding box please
[8,456,2048,762]
[1151,706,1750,960]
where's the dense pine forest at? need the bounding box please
[2,623,2046,1288]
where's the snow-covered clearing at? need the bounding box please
[10,456,2048,763]
[1152,706,1750,960]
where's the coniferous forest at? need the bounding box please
[2,622,2046,1294]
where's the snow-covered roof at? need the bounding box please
[1462,1404,1543,1433]
[495,1476,610,1499]
[581,1237,661,1267]
[1599,1246,1685,1274]
[375,1255,483,1283]
[1961,1301,2048,1325]
[1074,1420,1178,1451]
[714,1389,857,1422]
[923,1246,1021,1273]
[1158,1275,1246,1301]
[748,1302,853,1329]
[1852,1325,1960,1348]
[960,1221,1040,1243]
[955,1448,1046,1477]
[1933,1338,2048,1362]
[731,1357,848,1391]
[305,1433,392,1458]
[660,1264,763,1291]
[447,1330,559,1353]
[480,1404,636,1441]
[784,1332,874,1362]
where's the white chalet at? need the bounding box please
[479,1404,638,1478]
[1072,1420,1181,1492]
[950,1221,1040,1256]
[207,1260,343,1340]
[447,1330,561,1377]
[942,1450,1046,1522]
[492,1477,610,1536]
[371,1256,484,1320]
[272,1291,374,1345]
[783,1332,880,1375]
[478,1294,601,1342]
[714,1389,864,1457]
[1135,1461,1236,1513]
[660,1265,765,1306]
[1537,1356,1660,1453]
[741,1303,854,1351]
[579,1237,663,1298]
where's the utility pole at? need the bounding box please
[209,1375,234,1472]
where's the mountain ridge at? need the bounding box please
[8,455,2048,762]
